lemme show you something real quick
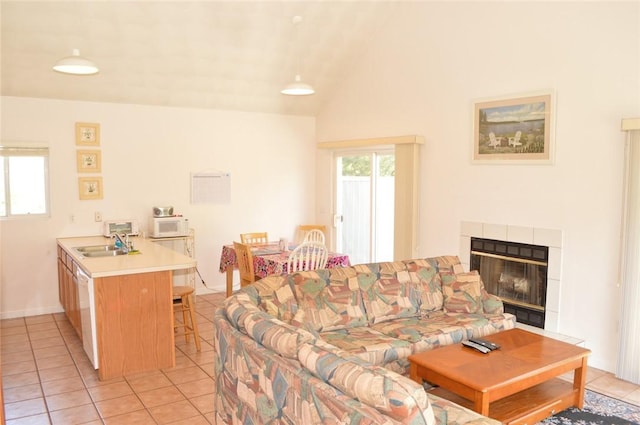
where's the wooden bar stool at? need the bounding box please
[173,285,201,351]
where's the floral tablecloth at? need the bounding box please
[219,243,350,278]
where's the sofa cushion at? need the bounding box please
[358,262,421,325]
[432,255,463,273]
[371,314,468,351]
[320,326,413,366]
[290,268,369,332]
[404,259,444,313]
[298,342,435,425]
[441,270,484,314]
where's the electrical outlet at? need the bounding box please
[94,211,102,222]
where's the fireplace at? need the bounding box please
[470,237,549,328]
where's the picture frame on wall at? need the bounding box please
[78,177,103,200]
[76,150,101,173]
[472,91,554,164]
[75,122,100,146]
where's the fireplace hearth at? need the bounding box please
[470,237,549,328]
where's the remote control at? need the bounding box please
[469,338,500,351]
[462,340,491,354]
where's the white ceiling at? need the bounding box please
[1,1,398,116]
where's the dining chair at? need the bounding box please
[297,225,327,244]
[234,241,257,287]
[303,228,325,244]
[240,232,268,244]
[287,241,328,273]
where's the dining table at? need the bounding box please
[218,242,351,296]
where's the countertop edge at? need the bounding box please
[57,236,196,278]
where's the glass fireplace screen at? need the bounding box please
[470,238,548,327]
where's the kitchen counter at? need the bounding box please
[56,235,196,380]
[57,235,195,278]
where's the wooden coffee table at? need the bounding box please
[408,328,591,424]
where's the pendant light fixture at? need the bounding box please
[281,16,314,96]
[53,49,99,75]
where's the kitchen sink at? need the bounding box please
[74,245,128,257]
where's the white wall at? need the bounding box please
[1,96,316,318]
[316,2,640,372]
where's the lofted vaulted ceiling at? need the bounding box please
[1,1,398,116]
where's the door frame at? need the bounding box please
[318,135,424,262]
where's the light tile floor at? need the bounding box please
[2,292,225,425]
[2,292,639,424]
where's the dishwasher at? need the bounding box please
[77,267,98,369]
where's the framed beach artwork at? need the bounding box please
[78,177,103,200]
[472,91,554,164]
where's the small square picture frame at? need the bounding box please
[78,177,103,200]
[76,150,101,173]
[75,122,100,146]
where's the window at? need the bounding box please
[0,144,50,218]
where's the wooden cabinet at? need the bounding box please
[57,246,82,339]
[94,271,175,380]
[57,247,65,306]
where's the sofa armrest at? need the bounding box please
[298,342,435,425]
[481,291,504,314]
[213,308,419,425]
[225,291,315,359]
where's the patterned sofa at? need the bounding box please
[213,256,516,425]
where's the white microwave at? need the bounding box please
[149,216,190,238]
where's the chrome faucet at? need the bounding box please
[114,233,130,253]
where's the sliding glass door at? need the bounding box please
[335,150,394,265]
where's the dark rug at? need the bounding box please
[537,390,640,425]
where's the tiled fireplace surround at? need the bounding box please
[459,221,563,333]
